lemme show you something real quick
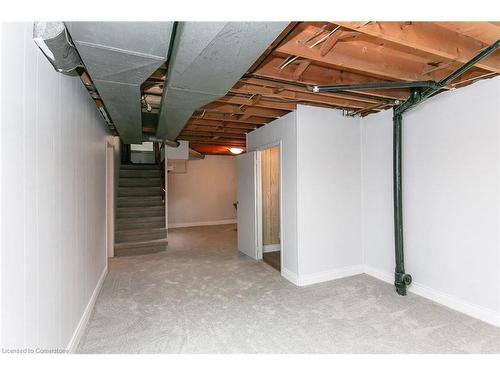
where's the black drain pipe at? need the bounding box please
[392,109,412,295]
[310,39,499,296]
[391,39,499,295]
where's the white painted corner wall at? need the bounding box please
[361,77,500,326]
[296,106,363,280]
[248,80,500,326]
[247,106,364,283]
[1,23,108,351]
[167,155,237,228]
[247,111,299,275]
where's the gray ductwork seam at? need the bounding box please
[65,22,175,144]
[33,22,83,76]
[156,22,289,141]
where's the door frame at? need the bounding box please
[105,137,116,259]
[255,141,283,272]
[236,151,260,259]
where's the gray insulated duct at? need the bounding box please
[33,22,83,76]
[156,22,289,140]
[65,22,175,144]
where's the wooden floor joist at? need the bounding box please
[174,21,499,155]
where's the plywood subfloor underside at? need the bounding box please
[78,224,500,354]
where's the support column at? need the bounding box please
[393,109,412,295]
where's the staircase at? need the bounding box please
[115,163,167,256]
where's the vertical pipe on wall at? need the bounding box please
[392,109,412,295]
[389,41,499,296]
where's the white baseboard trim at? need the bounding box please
[168,219,236,229]
[364,265,500,327]
[281,265,364,287]
[263,244,281,253]
[281,268,299,285]
[363,265,393,284]
[297,264,365,286]
[67,266,108,353]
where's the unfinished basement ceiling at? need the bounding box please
[66,22,175,144]
[66,22,288,145]
[175,21,499,155]
[68,22,499,155]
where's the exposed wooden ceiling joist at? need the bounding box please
[192,111,269,124]
[252,56,411,100]
[201,102,289,118]
[230,82,376,108]
[174,21,499,155]
[216,95,297,111]
[188,118,261,129]
[275,25,456,82]
[177,135,246,146]
[434,22,500,45]
[333,22,500,74]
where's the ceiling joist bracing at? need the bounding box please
[176,21,499,155]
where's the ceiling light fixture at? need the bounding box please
[228,147,244,155]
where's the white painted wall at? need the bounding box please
[296,105,363,284]
[248,87,500,326]
[247,111,298,276]
[247,106,363,283]
[360,110,395,276]
[167,155,237,228]
[362,77,500,326]
[0,23,108,351]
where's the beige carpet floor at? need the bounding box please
[77,224,500,353]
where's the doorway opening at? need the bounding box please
[259,145,281,271]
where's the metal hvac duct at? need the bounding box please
[156,22,289,140]
[33,22,83,76]
[65,22,175,144]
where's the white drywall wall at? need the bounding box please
[1,23,108,351]
[362,77,500,326]
[248,85,500,326]
[247,111,298,276]
[360,110,395,275]
[247,106,363,283]
[296,105,363,283]
[167,155,237,227]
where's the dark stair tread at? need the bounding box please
[118,187,162,197]
[120,164,159,170]
[116,227,166,235]
[116,206,165,218]
[120,170,160,178]
[119,178,161,187]
[116,215,166,223]
[117,204,164,211]
[114,238,168,249]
